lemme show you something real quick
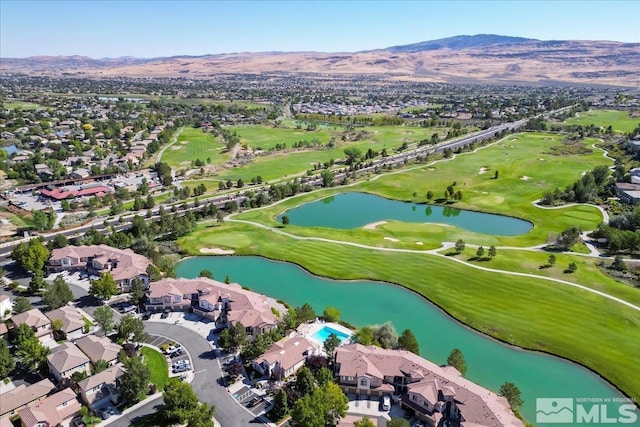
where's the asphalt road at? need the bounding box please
[108,323,261,427]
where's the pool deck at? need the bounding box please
[298,319,353,347]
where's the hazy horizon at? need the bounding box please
[1,1,638,58]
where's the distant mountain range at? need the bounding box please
[1,34,639,87]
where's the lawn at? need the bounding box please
[235,132,610,247]
[178,221,640,401]
[140,346,168,390]
[1,100,45,110]
[161,127,228,169]
[564,109,640,133]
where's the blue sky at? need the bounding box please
[1,1,638,58]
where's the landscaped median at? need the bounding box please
[140,346,169,390]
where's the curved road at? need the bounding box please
[109,323,260,427]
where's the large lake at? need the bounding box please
[277,192,532,235]
[177,256,636,426]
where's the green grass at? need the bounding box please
[178,221,640,401]
[564,109,640,133]
[1,100,44,110]
[140,346,168,389]
[161,127,228,169]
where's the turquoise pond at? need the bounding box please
[176,256,638,426]
[276,192,533,235]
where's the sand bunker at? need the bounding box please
[363,221,387,230]
[520,176,531,181]
[200,247,235,255]
[416,241,423,245]
[383,237,400,242]
[478,167,488,174]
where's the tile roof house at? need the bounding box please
[17,387,81,427]
[47,244,150,292]
[253,334,320,380]
[77,365,124,411]
[334,344,523,427]
[46,342,91,383]
[44,306,86,340]
[146,277,285,338]
[74,334,121,365]
[10,308,51,340]
[0,379,55,418]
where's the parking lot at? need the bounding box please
[143,334,193,379]
[231,385,270,416]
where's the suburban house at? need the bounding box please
[47,244,150,292]
[0,379,55,418]
[0,295,11,318]
[44,306,86,340]
[10,308,52,340]
[614,182,640,205]
[146,277,285,338]
[46,342,91,383]
[77,365,125,411]
[17,387,81,427]
[74,334,122,366]
[253,334,319,380]
[334,344,523,427]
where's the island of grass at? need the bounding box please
[140,346,168,390]
[563,109,640,133]
[178,131,640,401]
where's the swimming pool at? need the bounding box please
[311,325,351,344]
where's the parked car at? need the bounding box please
[71,417,87,427]
[246,396,263,408]
[382,395,391,411]
[161,309,170,319]
[173,364,191,373]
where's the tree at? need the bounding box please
[12,239,50,273]
[163,378,201,422]
[320,169,334,187]
[295,366,316,397]
[28,272,45,296]
[397,329,419,354]
[315,367,334,387]
[296,303,316,323]
[446,348,467,376]
[200,269,213,279]
[42,275,73,309]
[426,190,434,201]
[291,382,348,427]
[89,272,118,300]
[548,254,556,267]
[48,234,68,250]
[185,404,216,427]
[352,326,374,345]
[129,277,147,307]
[121,356,151,403]
[281,215,290,227]
[13,296,32,314]
[612,255,627,271]
[343,147,362,165]
[567,262,578,273]
[270,388,289,421]
[476,246,485,258]
[499,382,523,408]
[323,306,340,322]
[93,305,114,335]
[0,340,15,379]
[373,322,398,349]
[13,324,49,373]
[355,417,376,427]
[118,314,148,343]
[92,359,109,374]
[323,333,341,357]
[224,275,231,284]
[454,239,466,254]
[488,245,497,259]
[557,226,581,249]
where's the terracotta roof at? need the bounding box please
[0,379,55,416]
[49,244,150,282]
[17,388,80,427]
[75,334,121,363]
[335,344,522,427]
[260,336,316,372]
[77,365,124,404]
[47,342,90,374]
[11,308,51,336]
[149,277,283,329]
[45,306,84,334]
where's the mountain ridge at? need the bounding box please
[1,34,638,87]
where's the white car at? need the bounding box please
[382,395,391,411]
